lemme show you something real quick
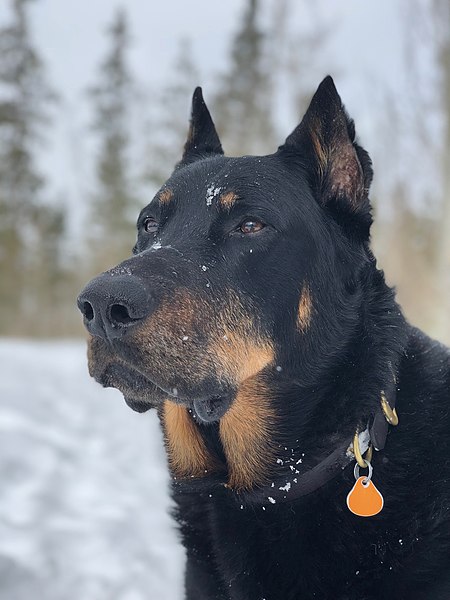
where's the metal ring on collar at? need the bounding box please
[352,430,373,468]
[354,459,373,484]
[381,392,399,426]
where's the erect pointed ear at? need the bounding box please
[180,87,223,165]
[278,76,373,240]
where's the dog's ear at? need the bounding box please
[180,87,223,165]
[278,76,373,240]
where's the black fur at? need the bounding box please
[78,76,450,599]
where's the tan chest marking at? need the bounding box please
[220,375,277,490]
[162,400,220,478]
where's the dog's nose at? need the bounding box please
[77,273,152,339]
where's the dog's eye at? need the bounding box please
[143,217,159,234]
[240,219,265,234]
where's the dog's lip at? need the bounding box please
[92,353,235,419]
[97,360,180,399]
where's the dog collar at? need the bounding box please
[246,384,398,506]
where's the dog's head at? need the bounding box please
[78,77,375,489]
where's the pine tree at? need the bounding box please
[88,8,139,269]
[0,0,62,334]
[213,0,277,156]
[144,38,200,188]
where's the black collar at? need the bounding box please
[241,379,397,506]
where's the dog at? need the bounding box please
[78,76,450,599]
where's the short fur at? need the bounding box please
[78,77,450,599]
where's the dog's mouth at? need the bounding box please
[85,289,275,423]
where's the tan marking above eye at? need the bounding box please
[297,283,313,332]
[159,188,174,205]
[219,191,239,209]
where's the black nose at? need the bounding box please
[77,273,152,339]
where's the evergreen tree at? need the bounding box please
[0,0,63,335]
[144,38,200,188]
[213,0,277,156]
[88,8,139,268]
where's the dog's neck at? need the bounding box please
[251,263,408,501]
[167,263,409,502]
[241,381,398,505]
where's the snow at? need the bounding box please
[278,482,291,493]
[0,340,185,600]
[205,184,222,206]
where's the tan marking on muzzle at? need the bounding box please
[219,191,239,209]
[159,188,174,205]
[162,400,220,478]
[132,290,212,385]
[220,375,277,490]
[87,335,121,378]
[297,284,313,333]
[134,289,274,390]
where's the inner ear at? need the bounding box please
[278,76,373,240]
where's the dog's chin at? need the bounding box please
[123,396,153,413]
[192,395,233,423]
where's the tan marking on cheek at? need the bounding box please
[133,290,273,401]
[162,400,220,478]
[214,330,274,383]
[297,284,313,332]
[210,292,275,385]
[219,191,238,209]
[159,188,174,205]
[220,376,277,490]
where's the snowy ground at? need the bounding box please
[0,340,185,600]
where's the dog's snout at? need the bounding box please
[77,273,152,339]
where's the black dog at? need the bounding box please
[78,77,450,599]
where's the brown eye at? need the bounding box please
[143,217,158,233]
[240,219,265,234]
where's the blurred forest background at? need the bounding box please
[0,0,449,343]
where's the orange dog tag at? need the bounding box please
[347,476,384,517]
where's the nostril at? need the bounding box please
[82,301,94,321]
[110,303,135,325]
